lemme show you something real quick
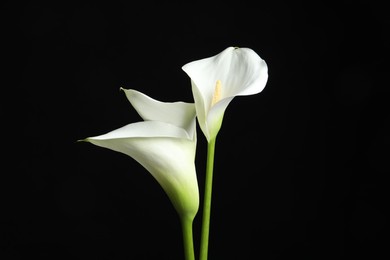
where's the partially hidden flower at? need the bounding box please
[82,89,199,220]
[182,46,268,142]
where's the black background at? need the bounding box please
[2,1,389,259]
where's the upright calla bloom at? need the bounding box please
[182,46,268,142]
[82,89,199,220]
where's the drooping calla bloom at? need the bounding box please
[182,46,268,142]
[82,89,199,220]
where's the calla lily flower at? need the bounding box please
[182,46,268,142]
[82,89,199,220]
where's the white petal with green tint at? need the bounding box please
[83,90,199,219]
[122,88,197,138]
[182,46,268,141]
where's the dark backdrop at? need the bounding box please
[2,1,389,259]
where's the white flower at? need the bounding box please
[83,89,199,220]
[182,47,268,142]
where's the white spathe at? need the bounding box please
[84,89,199,220]
[182,46,268,142]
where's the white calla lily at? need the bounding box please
[182,46,268,142]
[83,89,199,220]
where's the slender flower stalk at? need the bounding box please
[182,215,196,260]
[199,137,216,260]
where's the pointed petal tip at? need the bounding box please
[120,87,135,93]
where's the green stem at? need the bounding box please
[181,216,195,260]
[199,137,217,260]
